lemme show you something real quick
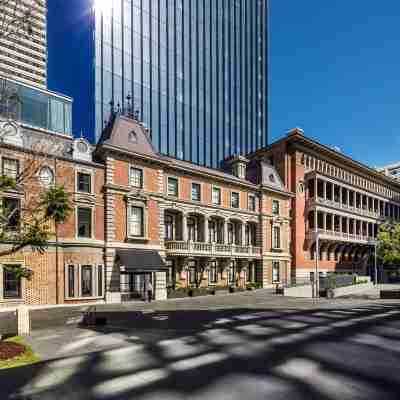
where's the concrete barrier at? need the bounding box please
[328,282,374,298]
[0,310,18,338]
[283,285,313,298]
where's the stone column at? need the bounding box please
[339,216,343,234]
[224,219,229,244]
[204,216,209,243]
[314,210,318,231]
[323,181,327,200]
[339,186,343,207]
[323,212,327,231]
[346,218,350,234]
[314,178,318,199]
[182,213,188,242]
[347,190,350,206]
[242,222,247,246]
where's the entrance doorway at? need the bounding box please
[121,272,153,301]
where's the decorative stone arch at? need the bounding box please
[327,243,339,261]
[319,241,330,261]
[335,244,346,262]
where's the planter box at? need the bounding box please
[380,290,400,299]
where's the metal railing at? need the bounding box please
[308,198,381,219]
[307,229,375,244]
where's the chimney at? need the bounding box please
[225,155,250,179]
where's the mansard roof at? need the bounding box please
[96,113,292,196]
[97,113,159,159]
[260,162,286,192]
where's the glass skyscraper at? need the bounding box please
[50,0,268,169]
[93,0,268,168]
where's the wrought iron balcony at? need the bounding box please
[165,240,262,258]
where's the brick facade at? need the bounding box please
[0,115,293,307]
[255,128,400,282]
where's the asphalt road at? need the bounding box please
[1,291,400,399]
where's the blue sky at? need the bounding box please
[48,0,400,168]
[269,0,400,168]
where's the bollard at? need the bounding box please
[17,305,31,336]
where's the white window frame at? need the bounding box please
[64,264,104,300]
[76,168,94,194]
[127,200,148,240]
[212,186,222,205]
[1,157,19,180]
[272,225,281,249]
[191,182,202,202]
[76,205,94,239]
[0,262,24,301]
[167,176,179,197]
[129,165,144,188]
[272,199,280,216]
[248,194,256,212]
[231,191,240,209]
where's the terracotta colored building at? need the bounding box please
[254,128,400,282]
[0,112,292,307]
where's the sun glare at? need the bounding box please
[94,0,112,16]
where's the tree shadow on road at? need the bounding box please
[2,303,400,400]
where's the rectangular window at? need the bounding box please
[167,177,179,197]
[191,183,201,201]
[98,265,103,297]
[231,192,239,209]
[129,206,144,237]
[81,265,93,297]
[3,266,21,299]
[189,264,196,285]
[212,187,221,205]
[209,261,217,284]
[130,167,143,188]
[68,265,75,298]
[2,158,19,179]
[273,226,281,249]
[77,207,92,238]
[272,261,280,283]
[77,172,91,193]
[249,195,256,211]
[272,200,280,216]
[3,198,20,231]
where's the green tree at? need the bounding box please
[377,222,400,265]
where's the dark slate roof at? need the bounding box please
[116,249,167,271]
[260,162,286,191]
[98,114,159,159]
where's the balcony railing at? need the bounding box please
[165,240,262,258]
[307,198,381,219]
[307,229,376,245]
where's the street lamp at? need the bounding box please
[315,229,320,299]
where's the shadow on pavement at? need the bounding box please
[1,302,400,400]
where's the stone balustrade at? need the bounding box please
[165,240,262,258]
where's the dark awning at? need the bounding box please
[116,249,168,272]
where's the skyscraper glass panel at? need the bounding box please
[93,0,267,168]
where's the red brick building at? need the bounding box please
[254,128,400,282]
[0,113,293,307]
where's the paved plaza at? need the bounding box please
[1,290,400,399]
